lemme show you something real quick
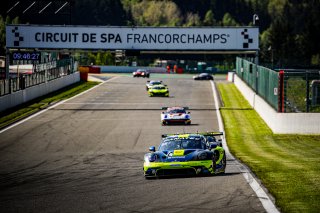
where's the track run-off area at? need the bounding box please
[0,74,269,212]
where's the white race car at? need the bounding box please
[161,107,191,125]
[146,80,163,90]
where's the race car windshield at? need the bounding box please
[154,86,165,89]
[159,138,204,151]
[168,109,186,113]
[151,82,161,85]
[200,73,209,77]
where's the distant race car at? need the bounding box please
[161,107,191,125]
[148,85,169,97]
[133,69,150,78]
[193,73,214,80]
[143,132,226,178]
[146,80,163,90]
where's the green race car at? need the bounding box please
[143,132,226,178]
[148,85,169,97]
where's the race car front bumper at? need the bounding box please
[149,92,169,97]
[162,119,191,125]
[143,160,214,177]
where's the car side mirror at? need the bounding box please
[161,112,164,114]
[187,112,190,114]
[149,146,156,152]
[209,143,217,150]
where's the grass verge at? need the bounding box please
[217,82,320,213]
[0,81,100,129]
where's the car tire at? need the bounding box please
[221,151,226,173]
[211,157,216,175]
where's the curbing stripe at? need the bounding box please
[210,80,280,213]
[0,77,118,134]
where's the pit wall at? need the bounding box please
[234,74,320,134]
[0,72,80,113]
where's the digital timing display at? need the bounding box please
[12,51,41,61]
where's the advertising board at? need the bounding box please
[6,25,259,51]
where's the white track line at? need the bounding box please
[0,77,118,134]
[211,80,280,213]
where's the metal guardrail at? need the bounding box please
[0,59,73,97]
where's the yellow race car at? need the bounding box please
[148,85,169,97]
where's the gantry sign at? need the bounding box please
[6,25,259,51]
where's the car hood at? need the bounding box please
[145,149,212,162]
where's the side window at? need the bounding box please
[201,137,206,149]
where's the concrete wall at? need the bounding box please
[0,72,80,112]
[99,66,167,73]
[234,74,320,134]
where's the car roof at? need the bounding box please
[167,107,185,111]
[149,80,162,84]
[164,134,203,140]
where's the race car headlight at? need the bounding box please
[185,114,190,119]
[197,152,208,160]
[145,153,157,162]
[164,115,168,119]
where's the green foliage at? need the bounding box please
[0,16,4,54]
[131,0,182,26]
[203,10,217,26]
[259,0,320,67]
[259,28,272,62]
[311,54,320,66]
[184,13,201,27]
[222,13,238,26]
[267,0,287,18]
[86,51,114,65]
[0,15,21,55]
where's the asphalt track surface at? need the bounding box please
[0,75,266,212]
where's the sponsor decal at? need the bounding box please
[173,150,185,156]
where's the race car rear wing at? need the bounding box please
[161,107,189,110]
[161,131,223,138]
[147,80,162,83]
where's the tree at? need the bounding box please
[0,16,5,55]
[87,51,114,65]
[184,13,201,27]
[222,13,238,26]
[131,0,182,26]
[203,10,216,26]
[0,15,20,55]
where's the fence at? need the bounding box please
[236,57,320,113]
[281,70,320,112]
[236,57,279,111]
[0,59,73,97]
